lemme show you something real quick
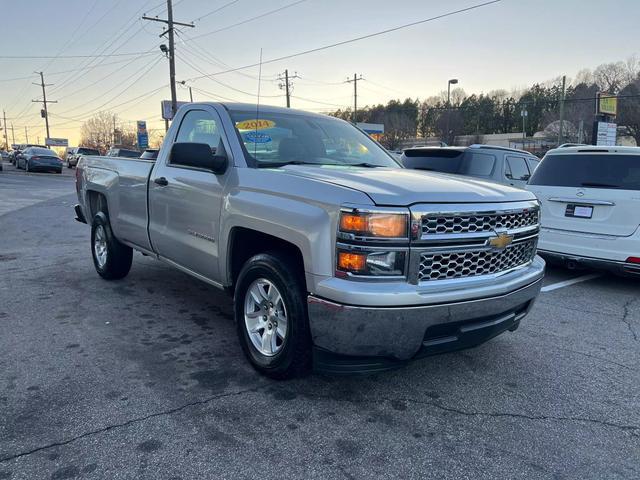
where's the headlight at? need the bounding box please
[336,248,406,277]
[339,211,408,238]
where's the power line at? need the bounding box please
[191,0,241,23]
[0,56,159,84]
[188,0,308,40]
[186,0,502,81]
[0,51,158,59]
[179,51,283,98]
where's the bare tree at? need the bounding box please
[593,61,628,93]
[79,112,114,152]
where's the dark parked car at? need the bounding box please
[16,147,63,173]
[139,149,159,160]
[106,147,140,158]
[400,145,540,189]
[67,147,100,168]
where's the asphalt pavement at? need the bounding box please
[1,162,638,480]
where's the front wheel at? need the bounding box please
[91,212,133,280]
[234,252,311,379]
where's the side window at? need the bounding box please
[463,152,496,176]
[174,110,221,158]
[526,158,540,174]
[505,156,531,181]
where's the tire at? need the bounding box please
[90,212,133,280]
[234,252,311,379]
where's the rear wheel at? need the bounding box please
[91,212,133,280]
[234,252,311,379]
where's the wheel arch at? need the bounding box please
[226,227,306,293]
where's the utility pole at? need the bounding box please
[10,123,15,145]
[143,1,194,119]
[558,75,566,146]
[32,72,57,143]
[24,126,29,144]
[179,80,194,102]
[346,74,363,123]
[2,110,7,150]
[278,69,300,108]
[113,115,117,146]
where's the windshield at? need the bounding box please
[529,153,640,191]
[401,149,496,177]
[78,148,99,155]
[228,109,399,168]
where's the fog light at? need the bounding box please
[337,249,406,277]
[337,252,367,273]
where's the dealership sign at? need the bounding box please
[45,137,69,147]
[597,93,617,116]
[595,122,617,146]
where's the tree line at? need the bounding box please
[330,57,640,149]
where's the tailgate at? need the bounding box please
[529,186,640,236]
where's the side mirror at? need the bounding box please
[170,142,227,174]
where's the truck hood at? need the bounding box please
[279,166,535,205]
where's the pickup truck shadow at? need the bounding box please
[113,253,523,399]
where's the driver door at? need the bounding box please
[148,107,230,283]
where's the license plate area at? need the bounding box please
[565,204,594,219]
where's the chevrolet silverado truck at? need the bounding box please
[75,102,545,378]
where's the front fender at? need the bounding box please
[220,190,337,285]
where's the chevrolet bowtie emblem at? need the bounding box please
[487,232,514,250]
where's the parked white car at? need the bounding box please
[526,145,640,275]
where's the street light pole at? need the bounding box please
[446,78,458,145]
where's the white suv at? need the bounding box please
[526,146,640,275]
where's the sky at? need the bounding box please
[1,0,638,147]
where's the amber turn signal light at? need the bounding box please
[339,212,407,238]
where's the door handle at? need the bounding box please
[154,177,168,186]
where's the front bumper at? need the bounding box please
[307,259,544,371]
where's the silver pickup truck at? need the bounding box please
[75,102,545,378]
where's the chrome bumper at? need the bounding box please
[307,268,544,361]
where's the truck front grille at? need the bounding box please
[418,238,537,282]
[422,209,539,236]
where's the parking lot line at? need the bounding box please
[541,273,602,293]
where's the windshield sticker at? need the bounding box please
[236,119,276,131]
[245,132,272,144]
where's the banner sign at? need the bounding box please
[161,100,189,120]
[45,138,69,147]
[137,120,149,149]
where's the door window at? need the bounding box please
[505,156,531,181]
[173,110,221,167]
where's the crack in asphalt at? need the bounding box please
[0,386,263,464]
[622,299,639,342]
[294,391,640,434]
[523,330,636,372]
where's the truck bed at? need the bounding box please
[77,155,155,252]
